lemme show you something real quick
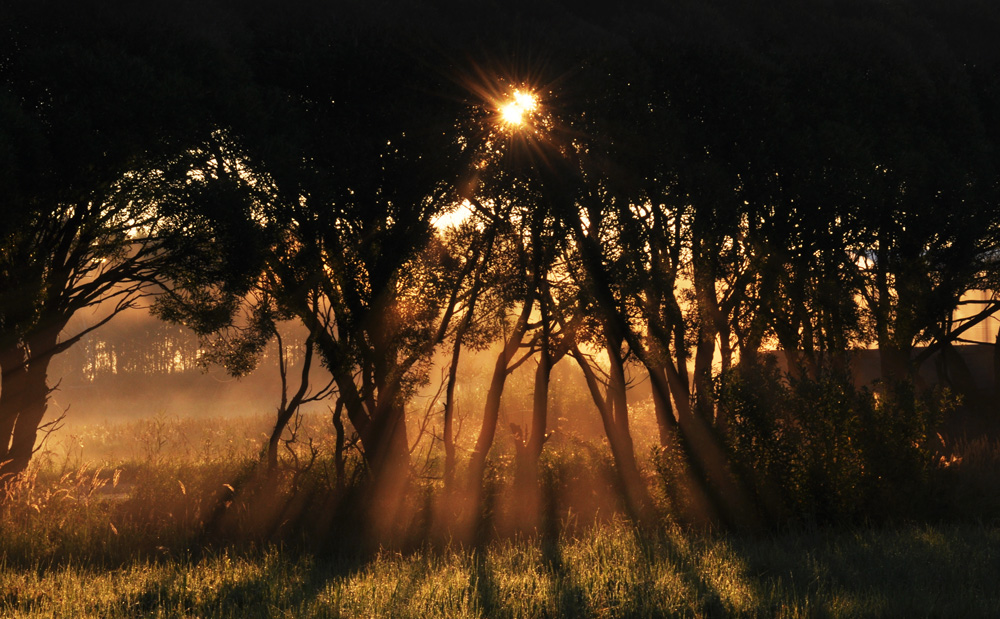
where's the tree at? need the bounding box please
[149,3,489,535]
[0,0,262,476]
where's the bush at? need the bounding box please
[931,436,1000,521]
[716,359,944,524]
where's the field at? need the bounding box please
[2,414,1000,618]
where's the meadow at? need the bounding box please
[2,414,1000,618]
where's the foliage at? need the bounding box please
[715,359,948,523]
[932,435,1000,521]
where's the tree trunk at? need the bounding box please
[509,344,552,531]
[649,362,677,445]
[692,253,720,422]
[526,343,551,462]
[356,396,411,539]
[466,298,533,495]
[443,336,462,493]
[265,332,316,473]
[693,327,716,420]
[362,396,409,478]
[265,420,285,472]
[332,399,346,492]
[466,352,512,495]
[572,345,653,522]
[873,233,912,385]
[0,326,61,478]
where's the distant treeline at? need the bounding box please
[54,315,302,381]
[60,318,204,380]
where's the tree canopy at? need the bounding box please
[3,0,999,526]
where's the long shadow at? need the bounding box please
[630,523,730,618]
[471,546,497,615]
[108,539,382,618]
[539,470,592,617]
[111,477,388,616]
[540,533,592,616]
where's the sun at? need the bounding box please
[498,90,539,127]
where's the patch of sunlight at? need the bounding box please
[695,539,756,614]
[431,199,474,231]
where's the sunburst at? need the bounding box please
[498,89,539,128]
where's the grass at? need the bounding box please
[2,520,1000,617]
[3,413,1000,617]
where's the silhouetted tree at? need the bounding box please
[0,0,261,476]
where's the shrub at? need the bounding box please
[931,435,1000,520]
[716,359,944,524]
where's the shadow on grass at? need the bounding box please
[5,520,1000,618]
[631,524,730,617]
[542,532,592,617]
[116,545,373,619]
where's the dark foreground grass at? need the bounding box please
[2,519,999,618]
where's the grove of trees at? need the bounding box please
[3,0,999,529]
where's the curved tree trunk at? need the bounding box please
[526,347,551,465]
[0,343,32,475]
[442,339,461,493]
[466,297,534,496]
[331,399,347,491]
[265,332,318,473]
[0,325,62,478]
[649,363,677,445]
[508,345,551,531]
[572,343,653,523]
[523,286,559,473]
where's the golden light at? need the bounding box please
[498,90,539,127]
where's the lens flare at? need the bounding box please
[499,90,538,127]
